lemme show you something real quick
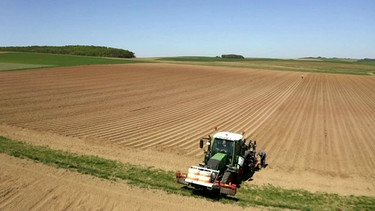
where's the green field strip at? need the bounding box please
[0,52,147,72]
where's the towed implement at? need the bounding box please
[176,130,260,196]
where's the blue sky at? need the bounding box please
[1,0,374,58]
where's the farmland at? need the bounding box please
[0,54,375,210]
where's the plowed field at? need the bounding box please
[1,63,375,209]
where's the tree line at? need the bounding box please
[0,45,135,58]
[221,54,245,59]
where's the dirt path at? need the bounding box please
[1,63,375,209]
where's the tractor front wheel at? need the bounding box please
[221,171,232,184]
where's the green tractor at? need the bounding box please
[176,131,260,196]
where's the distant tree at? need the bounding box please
[221,54,244,59]
[358,58,375,62]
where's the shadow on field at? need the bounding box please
[181,186,239,202]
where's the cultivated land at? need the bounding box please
[1,61,375,210]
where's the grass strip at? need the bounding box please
[0,136,374,210]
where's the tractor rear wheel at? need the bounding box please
[243,151,256,180]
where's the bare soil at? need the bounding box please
[1,63,374,210]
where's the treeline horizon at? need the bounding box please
[0,45,135,58]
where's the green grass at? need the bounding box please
[0,52,146,71]
[157,56,375,75]
[1,136,374,210]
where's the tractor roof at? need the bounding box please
[213,132,243,141]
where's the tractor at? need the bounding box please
[176,130,260,196]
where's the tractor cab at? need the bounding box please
[200,132,246,171]
[211,138,234,157]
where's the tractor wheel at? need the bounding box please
[244,151,251,165]
[243,151,255,181]
[221,171,232,184]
